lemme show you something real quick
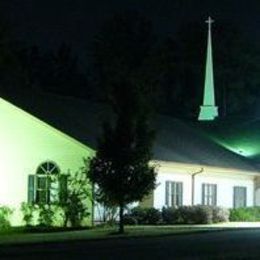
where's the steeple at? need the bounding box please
[198,16,218,121]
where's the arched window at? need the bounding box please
[36,161,60,175]
[35,161,60,204]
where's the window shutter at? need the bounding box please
[28,175,36,204]
[244,187,247,207]
[171,182,175,206]
[202,184,205,205]
[59,174,68,205]
[213,184,217,206]
[165,181,169,207]
[179,182,183,206]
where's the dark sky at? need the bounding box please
[1,0,260,55]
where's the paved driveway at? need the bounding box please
[2,228,260,259]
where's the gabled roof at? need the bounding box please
[154,116,258,172]
[3,91,258,173]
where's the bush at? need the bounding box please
[123,214,138,225]
[195,205,213,224]
[162,207,180,224]
[60,170,91,227]
[0,206,13,230]
[127,205,229,225]
[128,207,161,225]
[21,203,66,227]
[212,206,229,223]
[145,208,161,224]
[178,206,197,224]
[38,205,55,227]
[162,205,229,225]
[229,207,260,222]
[21,202,36,226]
[130,207,148,224]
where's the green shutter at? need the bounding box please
[171,182,175,206]
[59,174,68,205]
[28,175,36,204]
[179,182,183,206]
[233,187,237,208]
[244,187,247,207]
[213,184,217,206]
[165,181,169,207]
[202,184,205,205]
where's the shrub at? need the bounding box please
[38,204,66,227]
[128,207,161,225]
[178,206,197,224]
[127,205,229,225]
[162,205,228,225]
[60,170,91,227]
[229,207,260,222]
[123,214,138,225]
[21,202,37,226]
[130,207,148,224]
[193,205,213,224]
[145,208,161,225]
[0,206,13,230]
[162,207,179,224]
[212,206,229,223]
[38,204,55,227]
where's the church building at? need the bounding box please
[1,17,260,226]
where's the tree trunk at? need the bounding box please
[119,203,124,234]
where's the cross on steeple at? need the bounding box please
[205,16,214,31]
[205,16,214,24]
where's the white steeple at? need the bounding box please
[198,16,218,121]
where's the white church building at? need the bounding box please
[1,16,260,226]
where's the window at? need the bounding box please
[165,181,183,207]
[28,161,61,204]
[202,183,217,206]
[233,186,247,208]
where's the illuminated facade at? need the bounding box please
[1,92,260,225]
[0,97,94,226]
[143,161,256,209]
[139,115,260,210]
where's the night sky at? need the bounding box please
[2,0,260,55]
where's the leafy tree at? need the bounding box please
[88,99,157,233]
[15,43,90,98]
[0,19,23,95]
[59,169,91,227]
[91,10,160,102]
[43,43,88,97]
[88,11,157,233]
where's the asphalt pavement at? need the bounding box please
[1,229,260,259]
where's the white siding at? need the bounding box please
[154,171,192,209]
[153,163,255,209]
[0,98,94,226]
[195,174,254,207]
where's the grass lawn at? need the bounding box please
[0,224,233,245]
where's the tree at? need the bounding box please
[88,11,157,233]
[0,18,23,95]
[88,86,157,233]
[91,10,160,103]
[59,169,91,227]
[15,43,90,98]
